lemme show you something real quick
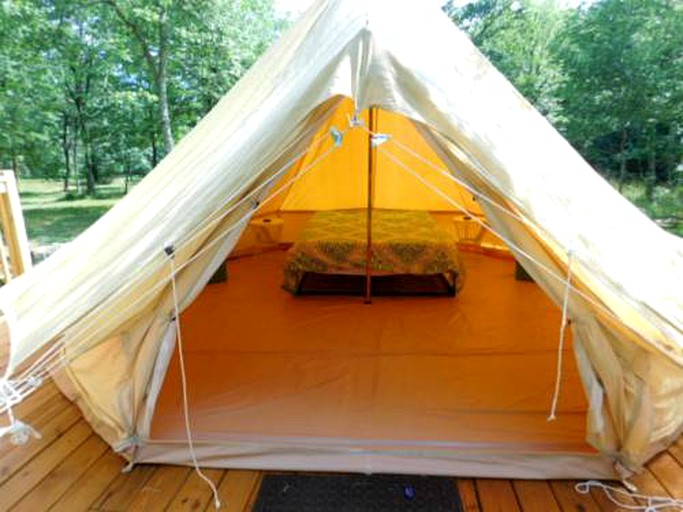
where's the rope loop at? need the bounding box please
[575,480,683,511]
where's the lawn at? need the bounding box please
[17,177,682,249]
[19,178,132,247]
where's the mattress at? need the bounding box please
[282,209,464,293]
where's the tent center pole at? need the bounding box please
[365,107,377,304]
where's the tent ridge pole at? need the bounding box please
[365,107,376,304]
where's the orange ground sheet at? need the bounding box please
[151,250,593,454]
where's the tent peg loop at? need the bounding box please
[164,244,176,258]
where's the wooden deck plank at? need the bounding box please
[10,434,109,512]
[0,381,60,434]
[456,478,481,512]
[0,420,91,510]
[0,400,80,485]
[89,464,157,511]
[49,450,126,512]
[125,465,192,511]
[1,380,683,512]
[586,482,639,511]
[165,469,226,512]
[211,470,260,512]
[512,480,560,512]
[242,472,263,512]
[647,451,683,498]
[476,479,521,512]
[668,439,683,467]
[550,480,602,512]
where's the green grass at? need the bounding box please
[619,182,683,236]
[19,178,129,246]
[17,177,681,247]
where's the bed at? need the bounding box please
[283,209,465,295]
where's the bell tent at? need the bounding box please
[0,0,682,481]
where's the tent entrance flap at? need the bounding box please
[149,249,596,475]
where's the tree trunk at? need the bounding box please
[617,129,628,192]
[73,128,80,195]
[84,143,95,196]
[151,128,158,167]
[62,114,71,193]
[106,1,174,157]
[157,8,174,155]
[646,128,656,202]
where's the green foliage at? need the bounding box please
[2,0,681,240]
[20,178,128,244]
[447,0,682,224]
[556,0,683,192]
[446,0,569,125]
[0,0,282,191]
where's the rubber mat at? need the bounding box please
[253,474,464,512]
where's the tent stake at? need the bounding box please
[365,107,377,304]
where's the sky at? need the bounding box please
[275,0,447,17]
[274,0,586,17]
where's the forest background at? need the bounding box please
[1,0,680,246]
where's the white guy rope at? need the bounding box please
[0,378,42,444]
[174,126,333,251]
[358,124,545,238]
[575,480,683,511]
[12,127,336,386]
[548,250,574,421]
[4,127,350,408]
[376,144,637,341]
[167,251,222,510]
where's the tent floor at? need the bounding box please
[151,249,593,458]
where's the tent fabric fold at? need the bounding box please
[0,0,680,477]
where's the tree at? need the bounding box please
[446,0,569,125]
[556,0,683,193]
[105,0,178,155]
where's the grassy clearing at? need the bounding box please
[619,182,682,236]
[19,178,132,246]
[17,177,681,247]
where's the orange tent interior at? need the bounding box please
[150,99,595,461]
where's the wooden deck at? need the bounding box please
[1,381,682,511]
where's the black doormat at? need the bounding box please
[297,273,456,297]
[253,474,464,512]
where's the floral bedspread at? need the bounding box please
[283,209,464,293]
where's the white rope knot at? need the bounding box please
[0,378,23,409]
[0,420,42,445]
[575,480,683,511]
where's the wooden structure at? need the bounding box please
[0,171,32,282]
[0,379,681,511]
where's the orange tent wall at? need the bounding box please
[261,98,481,214]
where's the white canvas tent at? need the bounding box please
[0,0,681,481]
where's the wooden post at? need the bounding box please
[0,171,32,278]
[365,107,377,304]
